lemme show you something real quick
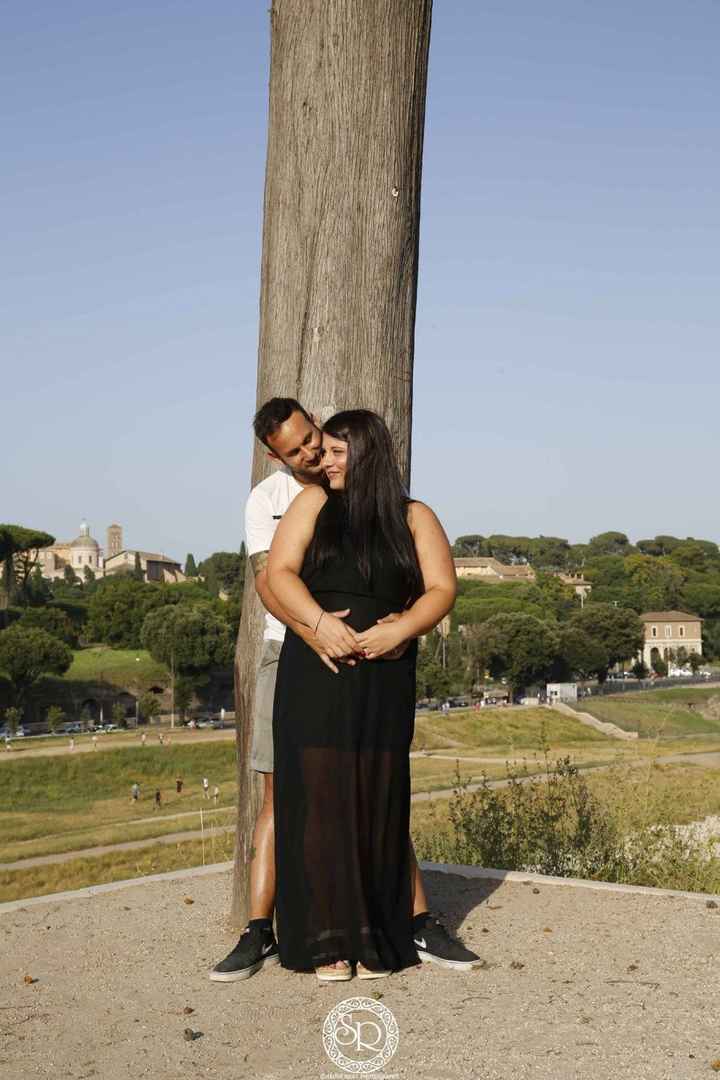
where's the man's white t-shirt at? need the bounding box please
[245,467,304,642]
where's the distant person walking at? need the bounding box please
[68,737,75,751]
[92,734,98,751]
[154,788,162,811]
[212,784,220,805]
[176,776,184,795]
[141,731,147,747]
[131,782,140,803]
[202,777,210,800]
[158,732,165,747]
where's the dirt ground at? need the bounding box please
[1,865,718,1080]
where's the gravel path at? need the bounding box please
[0,865,717,1079]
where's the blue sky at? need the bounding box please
[3,1,719,561]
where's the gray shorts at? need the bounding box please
[250,639,283,773]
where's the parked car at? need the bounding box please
[0,726,25,738]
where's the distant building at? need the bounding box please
[104,550,186,584]
[454,557,536,583]
[555,572,593,600]
[36,520,103,580]
[454,558,591,598]
[36,521,185,584]
[106,523,123,558]
[639,611,703,668]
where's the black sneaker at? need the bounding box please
[209,924,280,982]
[413,914,483,971]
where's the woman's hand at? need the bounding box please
[375,613,411,660]
[296,610,359,674]
[314,611,362,659]
[355,618,407,660]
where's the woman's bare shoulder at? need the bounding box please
[406,499,441,532]
[289,484,329,516]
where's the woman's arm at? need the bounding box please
[267,487,360,659]
[355,502,457,659]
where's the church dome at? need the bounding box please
[70,520,99,548]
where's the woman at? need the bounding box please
[267,409,457,979]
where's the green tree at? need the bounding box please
[63,565,79,587]
[0,625,72,707]
[622,554,684,612]
[688,651,702,674]
[452,535,488,557]
[0,524,55,608]
[83,565,96,585]
[552,626,609,682]
[112,702,127,727]
[415,652,451,700]
[528,536,571,569]
[184,553,198,577]
[138,693,161,725]
[18,606,79,648]
[636,535,681,557]
[568,603,644,674]
[174,676,195,721]
[473,613,559,695]
[141,603,233,673]
[631,660,649,680]
[87,578,175,649]
[4,706,21,736]
[651,656,668,677]
[197,551,247,598]
[133,552,144,581]
[587,531,633,558]
[46,704,65,733]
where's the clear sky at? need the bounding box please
[4,1,719,561]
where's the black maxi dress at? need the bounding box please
[272,492,419,972]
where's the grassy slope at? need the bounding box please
[64,646,169,686]
[570,687,720,737]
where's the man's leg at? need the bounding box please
[248,772,275,919]
[209,641,282,982]
[409,838,484,971]
[409,838,429,916]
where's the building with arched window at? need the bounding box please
[639,611,703,668]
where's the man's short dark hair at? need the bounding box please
[253,397,312,448]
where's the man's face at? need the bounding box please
[266,410,324,482]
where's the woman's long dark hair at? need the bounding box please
[307,409,423,604]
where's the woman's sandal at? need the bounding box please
[356,962,392,980]
[315,960,352,982]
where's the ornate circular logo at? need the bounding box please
[322,996,399,1074]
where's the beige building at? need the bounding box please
[454,558,591,598]
[103,550,186,584]
[37,521,185,585]
[36,521,104,580]
[639,611,703,668]
[454,557,536,583]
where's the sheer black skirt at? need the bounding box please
[272,589,419,972]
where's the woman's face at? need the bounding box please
[321,431,348,489]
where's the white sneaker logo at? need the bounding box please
[261,943,274,955]
[414,937,427,949]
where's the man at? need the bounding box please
[209,399,480,981]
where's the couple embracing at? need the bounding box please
[210,398,481,983]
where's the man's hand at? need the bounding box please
[297,609,360,674]
[375,613,411,660]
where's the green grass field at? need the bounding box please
[570,686,720,737]
[64,646,169,686]
[3,704,719,902]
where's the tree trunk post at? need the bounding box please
[230,0,433,928]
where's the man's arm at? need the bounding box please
[250,551,352,674]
